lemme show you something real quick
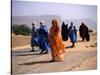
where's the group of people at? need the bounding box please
[31,18,90,62]
[61,21,90,47]
[61,22,77,47]
[31,21,50,54]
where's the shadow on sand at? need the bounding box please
[12,49,43,56]
[66,45,74,48]
[12,49,40,53]
[12,49,50,56]
[13,53,42,56]
[19,60,52,65]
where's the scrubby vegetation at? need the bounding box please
[12,24,31,35]
[89,29,94,32]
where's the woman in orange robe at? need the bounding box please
[49,19,66,62]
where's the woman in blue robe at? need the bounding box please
[38,21,51,54]
[68,22,77,47]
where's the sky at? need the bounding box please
[12,1,97,23]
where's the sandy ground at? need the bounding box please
[12,35,31,48]
[11,32,97,74]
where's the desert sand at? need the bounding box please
[12,35,31,48]
[11,32,97,74]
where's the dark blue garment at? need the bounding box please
[69,26,77,43]
[31,34,39,46]
[31,27,39,47]
[38,25,51,52]
[69,30,77,43]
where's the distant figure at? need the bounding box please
[49,19,65,62]
[68,22,77,47]
[79,22,90,41]
[61,22,69,41]
[31,22,39,51]
[38,21,50,54]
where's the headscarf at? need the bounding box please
[51,19,60,34]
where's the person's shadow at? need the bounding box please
[12,49,41,56]
[19,60,52,65]
[65,40,84,48]
[66,45,74,48]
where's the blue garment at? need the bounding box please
[31,26,39,47]
[69,26,77,43]
[38,25,51,51]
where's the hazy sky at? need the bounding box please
[12,1,97,22]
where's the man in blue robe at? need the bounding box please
[68,22,77,47]
[31,22,39,51]
[38,21,50,54]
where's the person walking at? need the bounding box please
[49,19,66,62]
[38,21,50,54]
[68,22,77,47]
[31,22,39,51]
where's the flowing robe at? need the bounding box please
[49,26,65,61]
